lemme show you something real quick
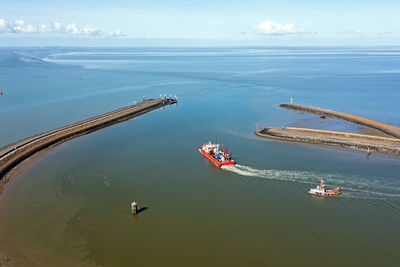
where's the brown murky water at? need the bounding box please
[1,47,400,266]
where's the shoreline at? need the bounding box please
[0,139,83,267]
[0,139,72,196]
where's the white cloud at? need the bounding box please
[6,19,38,33]
[52,22,102,36]
[0,18,122,37]
[341,29,363,35]
[82,24,102,35]
[255,21,313,35]
[64,23,80,35]
[53,22,62,31]
[110,29,124,37]
[38,24,50,33]
[0,19,6,31]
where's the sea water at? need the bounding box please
[0,47,399,266]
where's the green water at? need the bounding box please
[0,47,400,266]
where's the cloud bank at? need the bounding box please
[255,21,313,35]
[0,18,122,37]
[341,29,363,35]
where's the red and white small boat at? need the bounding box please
[309,179,341,196]
[199,142,235,167]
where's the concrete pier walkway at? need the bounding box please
[0,97,177,179]
[256,103,400,157]
[280,104,400,138]
[256,127,400,156]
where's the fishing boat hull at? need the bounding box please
[199,148,235,168]
[308,188,341,196]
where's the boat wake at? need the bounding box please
[221,164,400,200]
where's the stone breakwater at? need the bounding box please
[280,104,400,139]
[256,127,400,156]
[0,98,177,180]
[256,104,400,157]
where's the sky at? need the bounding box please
[1,0,400,46]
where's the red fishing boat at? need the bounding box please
[199,142,235,167]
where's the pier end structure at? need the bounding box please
[0,98,177,180]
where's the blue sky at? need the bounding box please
[1,0,400,46]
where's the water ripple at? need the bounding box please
[222,164,400,200]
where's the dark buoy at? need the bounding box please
[320,115,326,119]
[0,91,3,96]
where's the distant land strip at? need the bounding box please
[13,52,43,61]
[257,104,400,156]
[0,98,177,181]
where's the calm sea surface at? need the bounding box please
[0,47,399,266]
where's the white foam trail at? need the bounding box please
[222,164,400,200]
[222,164,319,184]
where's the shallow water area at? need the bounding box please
[1,47,400,266]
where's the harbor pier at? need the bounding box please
[280,104,400,139]
[256,127,400,156]
[0,97,177,180]
[257,104,400,157]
